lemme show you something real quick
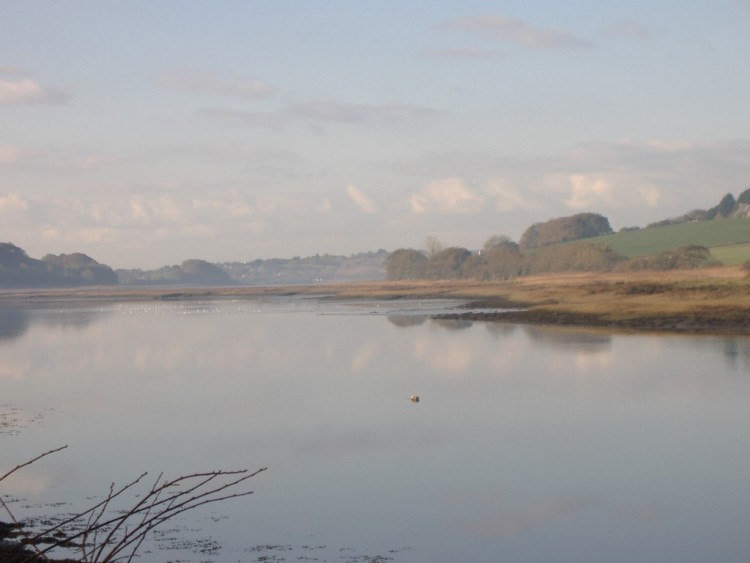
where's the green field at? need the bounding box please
[588,217,750,264]
[707,242,750,265]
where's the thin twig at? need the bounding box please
[2,446,267,563]
[0,445,68,483]
[0,446,68,562]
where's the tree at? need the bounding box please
[616,245,721,271]
[482,235,516,253]
[423,236,444,258]
[480,240,523,280]
[716,193,737,218]
[384,248,427,280]
[525,242,624,274]
[425,247,471,279]
[519,213,612,250]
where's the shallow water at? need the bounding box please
[2,297,750,562]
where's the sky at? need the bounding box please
[1,1,749,269]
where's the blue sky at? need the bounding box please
[1,1,749,268]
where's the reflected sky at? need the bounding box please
[1,299,750,562]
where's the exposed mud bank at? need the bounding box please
[435,307,750,335]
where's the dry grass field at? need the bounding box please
[2,266,749,334]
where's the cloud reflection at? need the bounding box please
[465,497,597,537]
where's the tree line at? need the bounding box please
[385,212,722,281]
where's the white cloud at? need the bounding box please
[159,68,276,99]
[636,185,662,207]
[346,184,377,214]
[0,145,27,164]
[128,195,184,225]
[544,172,663,213]
[563,174,615,209]
[71,227,118,244]
[484,180,529,212]
[0,193,28,212]
[410,178,484,214]
[193,196,255,218]
[436,15,592,49]
[0,77,45,104]
[0,69,67,105]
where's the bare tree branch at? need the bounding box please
[1,447,267,562]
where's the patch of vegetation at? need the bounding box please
[524,242,625,274]
[707,243,750,266]
[519,213,612,250]
[615,245,721,271]
[587,217,750,259]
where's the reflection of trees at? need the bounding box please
[484,323,519,338]
[430,318,473,331]
[0,307,30,343]
[522,325,612,352]
[0,304,110,344]
[387,315,428,328]
[723,339,750,372]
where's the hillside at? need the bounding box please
[0,243,117,288]
[587,217,750,264]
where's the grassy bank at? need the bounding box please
[2,267,750,334]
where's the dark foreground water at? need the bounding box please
[2,297,750,562]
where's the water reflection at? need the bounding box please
[387,315,427,328]
[0,306,29,343]
[0,302,109,344]
[430,318,474,331]
[1,298,750,563]
[723,338,750,372]
[519,325,612,351]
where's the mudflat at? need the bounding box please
[1,266,749,335]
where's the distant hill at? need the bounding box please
[42,252,118,285]
[219,250,388,285]
[646,188,750,228]
[117,259,236,286]
[0,243,117,288]
[118,252,388,286]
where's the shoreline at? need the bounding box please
[1,267,749,335]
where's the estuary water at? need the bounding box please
[2,296,750,562]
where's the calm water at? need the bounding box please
[2,297,750,562]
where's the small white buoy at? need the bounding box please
[409,395,420,403]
